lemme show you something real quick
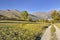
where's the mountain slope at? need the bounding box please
[0,10,38,21]
[32,12,51,19]
[0,10,21,19]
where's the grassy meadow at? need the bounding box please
[0,22,50,40]
[55,23,60,29]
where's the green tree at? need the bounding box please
[51,10,60,22]
[20,11,29,21]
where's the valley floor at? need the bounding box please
[0,22,60,40]
[0,23,50,40]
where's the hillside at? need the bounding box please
[32,12,51,19]
[0,10,20,20]
[0,9,38,21]
[0,10,60,21]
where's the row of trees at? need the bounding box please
[38,10,60,23]
[18,10,60,22]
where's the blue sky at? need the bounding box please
[0,0,60,13]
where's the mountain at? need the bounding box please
[0,9,38,21]
[0,10,59,21]
[29,14,39,21]
[0,9,21,19]
[32,11,52,19]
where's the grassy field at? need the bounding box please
[0,23,50,40]
[55,23,60,29]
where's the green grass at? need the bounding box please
[0,23,50,40]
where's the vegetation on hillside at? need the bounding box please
[19,11,29,21]
[0,10,60,23]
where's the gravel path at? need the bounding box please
[41,25,52,40]
[53,24,60,40]
[41,24,60,40]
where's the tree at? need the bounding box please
[51,10,60,22]
[38,18,48,22]
[20,11,29,21]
